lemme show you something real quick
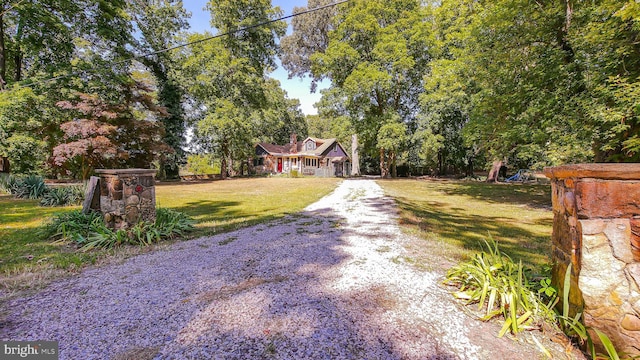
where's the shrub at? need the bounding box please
[154,207,196,238]
[184,154,220,175]
[0,174,20,194]
[289,169,301,178]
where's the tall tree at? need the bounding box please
[280,0,337,91]
[127,0,190,179]
[297,0,431,176]
[179,1,288,177]
[0,88,49,174]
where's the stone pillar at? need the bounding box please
[544,164,640,356]
[95,169,158,230]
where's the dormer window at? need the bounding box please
[305,141,316,151]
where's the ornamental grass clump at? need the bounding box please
[444,238,557,336]
[1,174,84,206]
[43,208,195,251]
[1,174,47,199]
[446,239,633,360]
[40,185,85,206]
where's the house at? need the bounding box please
[254,134,351,177]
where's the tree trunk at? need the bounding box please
[13,52,21,81]
[391,151,397,178]
[14,16,23,82]
[487,160,503,183]
[220,148,228,180]
[351,134,360,176]
[380,147,387,178]
[0,12,6,90]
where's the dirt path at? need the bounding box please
[1,179,581,359]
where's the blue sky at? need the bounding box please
[182,1,327,115]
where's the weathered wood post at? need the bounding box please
[544,164,640,356]
[94,169,158,230]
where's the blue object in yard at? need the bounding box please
[506,172,521,182]
[505,169,531,182]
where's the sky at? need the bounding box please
[182,1,327,116]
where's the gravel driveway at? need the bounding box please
[1,180,578,359]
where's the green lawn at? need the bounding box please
[155,177,340,237]
[0,177,340,285]
[377,179,553,270]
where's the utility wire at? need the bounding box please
[17,0,350,89]
[0,0,27,16]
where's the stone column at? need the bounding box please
[95,169,158,230]
[544,164,640,356]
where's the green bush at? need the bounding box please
[155,207,196,238]
[184,154,220,175]
[43,208,195,251]
[0,174,20,194]
[289,169,301,178]
[41,210,104,242]
[1,174,85,206]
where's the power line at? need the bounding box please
[0,0,28,16]
[17,0,350,89]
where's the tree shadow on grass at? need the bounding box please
[394,198,551,269]
[437,181,552,209]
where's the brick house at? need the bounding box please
[254,134,350,177]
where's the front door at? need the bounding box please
[277,158,283,172]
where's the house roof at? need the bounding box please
[257,137,346,158]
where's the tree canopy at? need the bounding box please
[282,0,640,176]
[3,0,640,178]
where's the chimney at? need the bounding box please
[290,133,297,153]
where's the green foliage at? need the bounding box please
[0,174,21,194]
[4,175,48,199]
[1,174,83,206]
[185,154,221,175]
[154,207,196,238]
[41,210,104,243]
[0,88,50,174]
[445,238,557,336]
[127,1,190,179]
[178,1,298,178]
[42,208,194,251]
[40,185,85,207]
[447,241,634,359]
[289,169,301,178]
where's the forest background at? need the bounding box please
[1,0,639,179]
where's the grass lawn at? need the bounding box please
[155,177,340,237]
[377,179,553,271]
[0,177,339,290]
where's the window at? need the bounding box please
[253,157,264,166]
[304,158,318,167]
[292,158,297,166]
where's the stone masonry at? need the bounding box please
[95,169,157,230]
[544,164,640,356]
